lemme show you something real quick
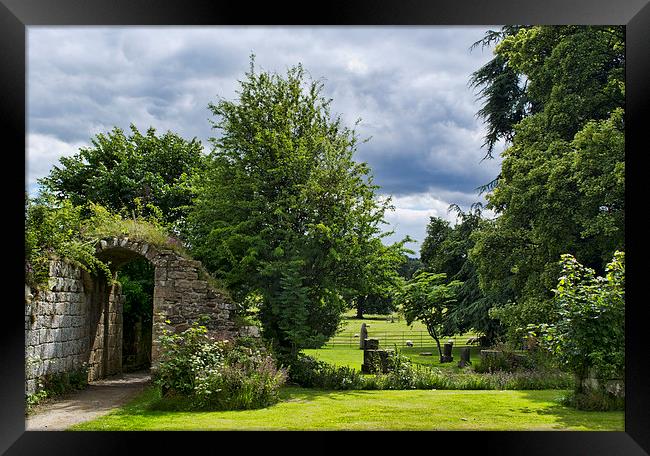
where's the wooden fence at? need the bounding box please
[327,331,478,348]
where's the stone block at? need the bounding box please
[174,279,194,289]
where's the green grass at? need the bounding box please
[70,386,623,431]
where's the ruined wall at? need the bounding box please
[25,237,251,396]
[24,260,123,395]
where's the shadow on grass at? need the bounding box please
[511,390,624,431]
[109,384,380,417]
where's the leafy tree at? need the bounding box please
[468,26,625,341]
[38,125,206,335]
[398,255,423,281]
[419,205,502,344]
[187,58,408,359]
[395,271,462,360]
[419,216,453,270]
[352,253,422,318]
[39,124,206,233]
[530,252,624,393]
[350,237,411,319]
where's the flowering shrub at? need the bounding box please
[153,322,287,410]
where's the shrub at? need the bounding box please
[153,322,286,410]
[531,252,625,397]
[287,354,364,390]
[560,390,624,411]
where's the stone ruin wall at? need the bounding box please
[24,260,123,395]
[25,237,258,396]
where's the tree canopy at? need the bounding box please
[468,26,625,341]
[186,59,409,358]
[39,124,206,233]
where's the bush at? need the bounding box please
[292,348,574,391]
[531,251,625,400]
[153,322,287,410]
[287,354,364,390]
[560,390,624,411]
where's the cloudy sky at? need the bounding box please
[26,26,504,254]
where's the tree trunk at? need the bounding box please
[428,326,443,359]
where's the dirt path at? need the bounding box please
[25,370,152,431]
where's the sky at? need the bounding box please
[26,26,504,254]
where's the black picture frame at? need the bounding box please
[1,0,647,454]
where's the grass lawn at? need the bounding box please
[70,386,624,431]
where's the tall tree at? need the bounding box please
[187,59,409,358]
[468,26,625,341]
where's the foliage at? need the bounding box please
[398,255,424,280]
[530,252,624,389]
[25,193,194,292]
[472,344,536,373]
[468,26,625,341]
[153,321,287,410]
[119,258,154,329]
[353,254,422,318]
[290,350,572,391]
[187,57,410,358]
[559,389,624,412]
[287,354,365,390]
[420,205,502,344]
[25,196,113,290]
[38,124,206,235]
[394,271,462,359]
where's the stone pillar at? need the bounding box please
[359,323,368,349]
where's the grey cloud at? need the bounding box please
[27,26,500,248]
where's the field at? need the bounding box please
[70,386,623,431]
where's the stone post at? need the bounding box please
[359,323,368,349]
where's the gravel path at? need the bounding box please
[25,370,151,431]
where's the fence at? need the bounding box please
[327,331,477,348]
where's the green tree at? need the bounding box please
[419,205,502,344]
[39,124,206,233]
[395,271,462,360]
[187,59,408,359]
[350,237,411,319]
[468,26,625,341]
[531,251,624,394]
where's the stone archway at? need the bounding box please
[25,236,245,393]
[93,237,239,374]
